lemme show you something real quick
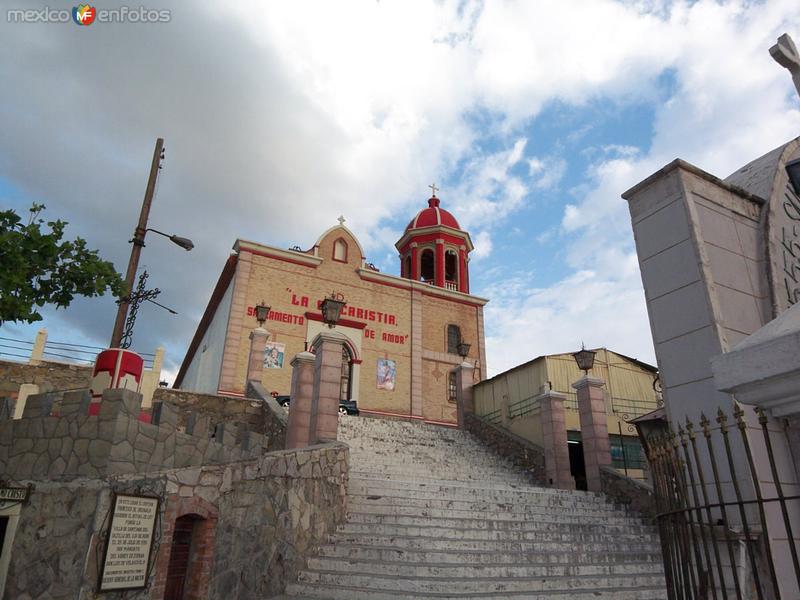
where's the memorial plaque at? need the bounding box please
[99,494,159,591]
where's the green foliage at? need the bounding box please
[0,204,125,324]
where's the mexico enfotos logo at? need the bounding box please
[7,5,171,24]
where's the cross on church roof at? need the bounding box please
[770,33,800,98]
[429,183,438,198]
[337,215,346,226]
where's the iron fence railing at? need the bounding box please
[647,405,800,599]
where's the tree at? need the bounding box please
[0,204,125,325]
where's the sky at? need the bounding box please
[1,0,799,383]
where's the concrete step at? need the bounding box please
[347,493,631,517]
[292,571,667,594]
[349,470,535,486]
[325,533,662,554]
[316,543,664,565]
[344,512,655,535]
[336,522,656,543]
[345,503,639,524]
[278,588,668,600]
[305,557,664,578]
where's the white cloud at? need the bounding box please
[528,156,567,190]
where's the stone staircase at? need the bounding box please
[276,416,667,599]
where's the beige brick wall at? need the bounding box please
[222,227,484,424]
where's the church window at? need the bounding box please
[447,324,461,354]
[445,250,458,282]
[448,371,457,403]
[420,249,435,281]
[333,238,348,262]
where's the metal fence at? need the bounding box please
[646,405,800,599]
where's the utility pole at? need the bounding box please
[110,138,165,347]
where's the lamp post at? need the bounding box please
[109,138,194,348]
[457,341,471,360]
[572,344,596,375]
[320,292,346,328]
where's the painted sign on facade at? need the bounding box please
[377,359,396,391]
[264,341,285,369]
[99,494,158,591]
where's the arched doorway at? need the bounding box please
[164,514,202,600]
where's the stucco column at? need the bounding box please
[573,376,611,492]
[286,351,316,449]
[29,328,47,365]
[245,327,270,385]
[435,239,445,287]
[309,331,346,443]
[458,246,468,293]
[410,243,419,280]
[538,390,574,490]
[454,361,475,429]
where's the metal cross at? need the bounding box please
[429,183,438,197]
[337,215,346,226]
[770,33,800,99]
[119,271,161,349]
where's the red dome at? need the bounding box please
[405,197,461,231]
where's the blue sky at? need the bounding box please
[1,0,799,380]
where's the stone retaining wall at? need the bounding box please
[0,389,265,480]
[600,465,655,518]
[3,443,349,600]
[465,413,547,484]
[0,359,91,396]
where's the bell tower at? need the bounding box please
[395,188,473,293]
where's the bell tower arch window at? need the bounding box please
[445,249,458,289]
[333,238,348,263]
[420,248,435,282]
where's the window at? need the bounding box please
[445,250,458,282]
[447,324,461,354]
[448,371,457,403]
[333,238,347,262]
[420,248,434,281]
[340,345,352,401]
[609,435,646,470]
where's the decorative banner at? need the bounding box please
[376,358,396,391]
[99,494,159,591]
[264,341,286,369]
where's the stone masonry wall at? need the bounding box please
[3,443,349,600]
[0,359,91,396]
[465,413,547,484]
[0,389,265,481]
[600,466,656,518]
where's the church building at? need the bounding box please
[174,192,488,425]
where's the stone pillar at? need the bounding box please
[286,351,316,449]
[434,239,445,287]
[245,327,270,385]
[573,376,611,492]
[410,243,419,280]
[538,391,574,490]
[458,246,468,293]
[29,328,47,365]
[454,361,475,429]
[13,383,39,419]
[308,331,346,444]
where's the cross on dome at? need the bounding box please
[428,183,439,198]
[337,215,346,226]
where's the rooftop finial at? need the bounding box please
[337,215,346,226]
[428,183,438,198]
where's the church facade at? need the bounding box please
[175,194,488,425]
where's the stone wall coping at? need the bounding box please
[534,390,568,401]
[571,376,605,390]
[310,330,348,349]
[290,351,316,366]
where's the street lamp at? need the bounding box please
[457,341,471,359]
[320,292,346,327]
[254,301,271,327]
[572,344,596,375]
[146,228,194,251]
[109,138,195,348]
[786,158,800,197]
